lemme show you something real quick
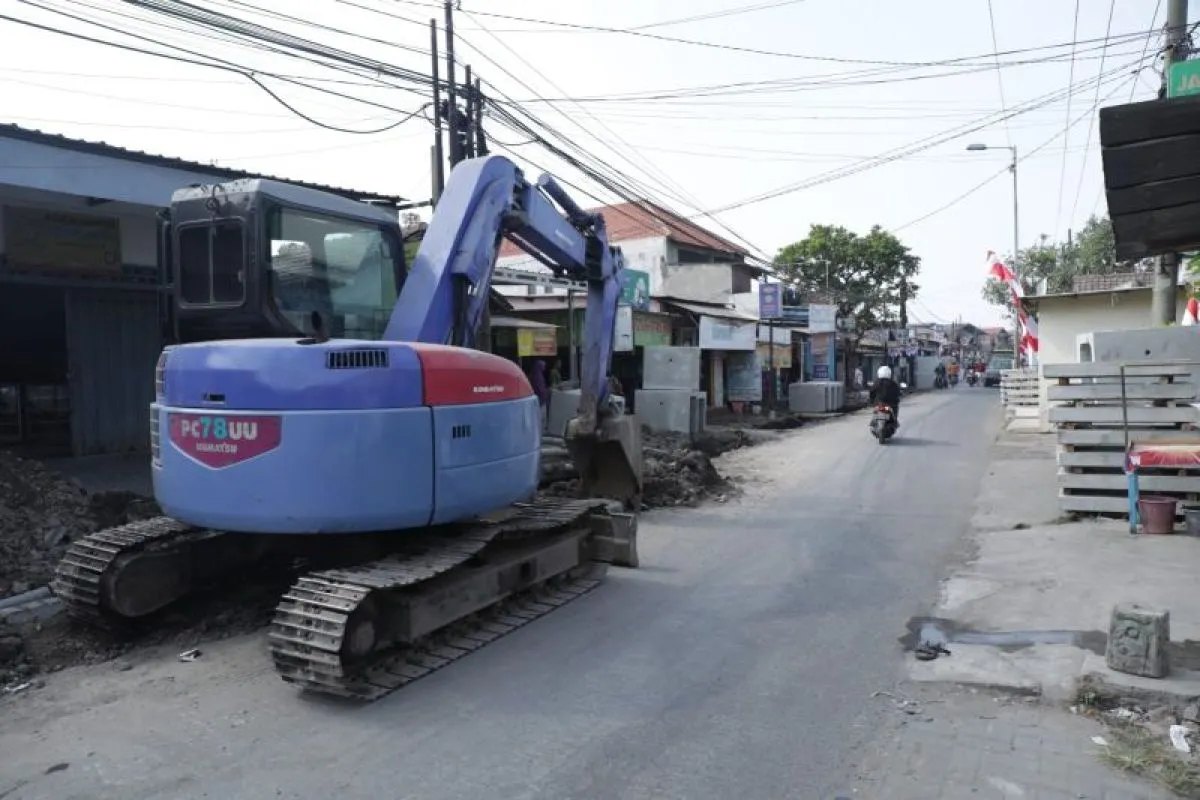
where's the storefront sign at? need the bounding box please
[633,311,671,347]
[4,206,122,274]
[756,342,792,370]
[725,351,762,402]
[698,316,757,351]
[517,328,557,357]
[758,283,782,319]
[619,268,651,310]
[808,304,837,333]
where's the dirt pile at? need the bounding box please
[0,452,161,600]
[540,427,751,509]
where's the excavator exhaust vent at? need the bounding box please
[326,349,389,370]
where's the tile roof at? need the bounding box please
[498,198,749,259]
[0,123,405,205]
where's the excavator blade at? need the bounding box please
[564,413,643,508]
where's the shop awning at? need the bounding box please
[489,316,559,330]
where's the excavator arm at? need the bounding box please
[386,155,641,504]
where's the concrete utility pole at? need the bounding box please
[1151,0,1191,326]
[429,19,445,203]
[444,0,462,167]
[967,142,1021,361]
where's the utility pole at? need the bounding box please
[1151,0,1191,326]
[474,76,488,157]
[463,64,474,159]
[443,0,462,167]
[429,19,445,202]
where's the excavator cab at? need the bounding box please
[163,179,407,345]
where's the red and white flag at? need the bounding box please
[986,250,1038,356]
[1184,297,1199,326]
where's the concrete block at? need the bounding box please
[643,347,701,391]
[788,381,842,413]
[1106,603,1170,678]
[547,389,581,438]
[634,389,694,433]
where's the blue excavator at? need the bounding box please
[50,155,643,700]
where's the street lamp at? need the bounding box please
[968,142,1022,362]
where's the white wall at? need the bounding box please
[1036,288,1189,408]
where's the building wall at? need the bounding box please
[1036,288,1188,408]
[660,262,733,303]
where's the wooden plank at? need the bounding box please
[1100,135,1200,189]
[1048,405,1199,424]
[1057,450,1127,468]
[1058,428,1200,446]
[1049,382,1196,401]
[1107,175,1200,217]
[1058,472,1200,492]
[1099,94,1200,148]
[1112,203,1200,262]
[1043,362,1193,379]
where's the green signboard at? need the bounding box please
[1168,60,1200,98]
[620,269,650,310]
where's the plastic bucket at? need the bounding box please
[1138,495,1179,535]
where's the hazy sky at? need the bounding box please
[0,0,1188,325]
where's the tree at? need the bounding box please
[981,214,1150,315]
[773,223,921,358]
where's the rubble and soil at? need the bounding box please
[540,427,754,509]
[0,452,162,601]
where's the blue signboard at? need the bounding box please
[758,283,782,319]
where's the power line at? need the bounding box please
[985,0,1013,147]
[889,69,1138,235]
[1067,0,1116,230]
[389,0,1156,69]
[2,3,433,130]
[1052,0,1082,236]
[697,54,1146,216]
[629,0,807,30]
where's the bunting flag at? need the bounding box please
[986,250,1039,357]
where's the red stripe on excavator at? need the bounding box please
[411,343,535,407]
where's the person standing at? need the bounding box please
[528,359,549,429]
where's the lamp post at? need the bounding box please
[967,143,1023,364]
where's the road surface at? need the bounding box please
[0,388,1001,800]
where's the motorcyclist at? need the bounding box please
[869,365,902,427]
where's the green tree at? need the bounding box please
[773,223,920,353]
[982,214,1138,311]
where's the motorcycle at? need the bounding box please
[870,403,897,444]
[966,370,978,387]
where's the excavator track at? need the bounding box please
[269,498,613,700]
[50,517,201,628]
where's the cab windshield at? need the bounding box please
[266,206,401,340]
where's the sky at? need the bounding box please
[0,0,1190,327]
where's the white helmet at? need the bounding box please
[877,366,893,381]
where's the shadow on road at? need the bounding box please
[886,437,947,448]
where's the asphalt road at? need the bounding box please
[0,387,1002,800]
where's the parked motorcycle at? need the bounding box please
[870,403,897,444]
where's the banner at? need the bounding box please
[986,251,1039,356]
[726,351,762,401]
[4,206,122,274]
[517,328,557,357]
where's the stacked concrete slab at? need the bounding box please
[787,381,844,413]
[634,346,705,435]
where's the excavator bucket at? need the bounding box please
[564,413,643,508]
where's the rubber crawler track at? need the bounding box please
[269,498,610,700]
[50,516,199,628]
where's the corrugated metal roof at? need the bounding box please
[657,297,758,322]
[0,123,405,205]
